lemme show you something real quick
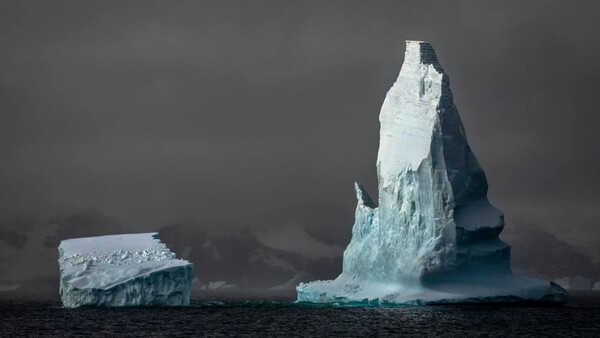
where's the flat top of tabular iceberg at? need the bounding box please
[59,232,190,291]
[60,232,164,257]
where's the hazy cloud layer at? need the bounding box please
[0,1,598,257]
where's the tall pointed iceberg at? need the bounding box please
[297,41,567,305]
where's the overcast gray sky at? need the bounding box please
[0,1,598,253]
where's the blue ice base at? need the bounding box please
[296,273,568,306]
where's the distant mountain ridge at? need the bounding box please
[502,222,599,281]
[0,209,598,299]
[158,223,342,290]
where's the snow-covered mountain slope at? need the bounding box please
[502,223,598,280]
[158,224,342,290]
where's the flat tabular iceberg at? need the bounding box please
[59,233,193,308]
[297,40,567,305]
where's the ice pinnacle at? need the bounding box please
[296,41,568,305]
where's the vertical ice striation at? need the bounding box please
[297,41,567,305]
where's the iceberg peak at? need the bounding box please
[403,40,440,66]
[297,40,567,305]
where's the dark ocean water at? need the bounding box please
[2,292,599,337]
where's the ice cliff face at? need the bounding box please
[349,40,508,282]
[297,41,567,305]
[58,233,193,308]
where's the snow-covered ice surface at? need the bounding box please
[297,40,567,305]
[58,233,193,308]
